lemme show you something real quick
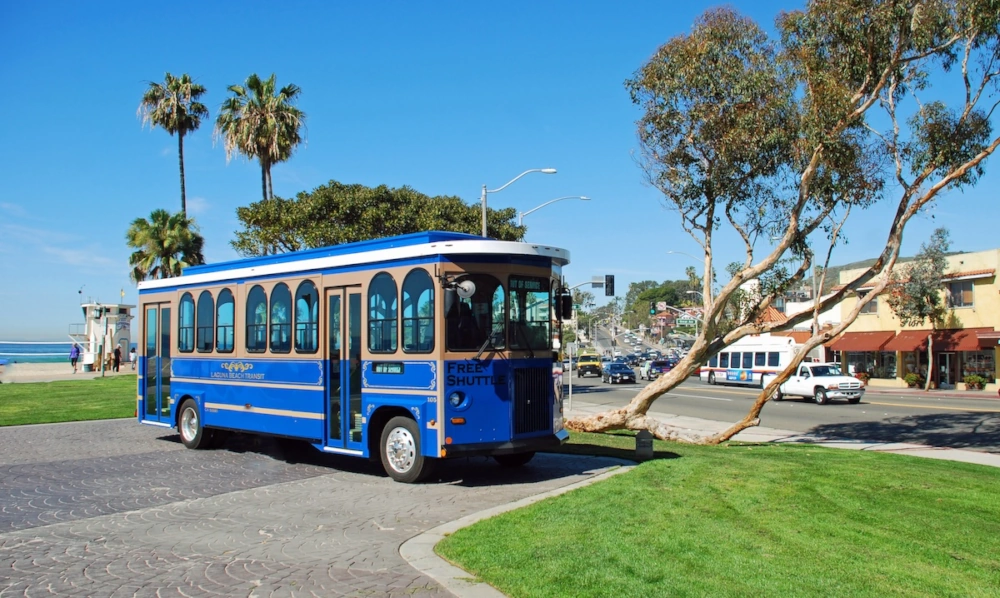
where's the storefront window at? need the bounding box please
[843,351,896,379]
[962,351,995,379]
[901,351,928,379]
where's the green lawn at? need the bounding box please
[0,376,138,426]
[437,432,1000,598]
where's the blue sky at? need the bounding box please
[1,1,997,341]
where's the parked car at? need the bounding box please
[602,362,637,384]
[776,362,865,404]
[641,360,673,381]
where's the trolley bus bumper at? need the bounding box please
[441,429,569,458]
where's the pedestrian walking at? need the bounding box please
[129,347,137,371]
[70,344,80,373]
[113,346,122,373]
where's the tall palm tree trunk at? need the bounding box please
[260,164,268,201]
[266,165,274,200]
[178,132,187,216]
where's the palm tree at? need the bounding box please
[126,209,205,282]
[137,73,209,216]
[215,73,306,201]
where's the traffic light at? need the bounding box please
[605,274,614,296]
[649,301,655,315]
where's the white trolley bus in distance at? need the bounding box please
[699,335,802,388]
[136,231,573,483]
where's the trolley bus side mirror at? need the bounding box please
[559,294,573,320]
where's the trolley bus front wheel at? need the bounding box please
[380,416,434,483]
[178,399,210,450]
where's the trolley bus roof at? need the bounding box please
[137,231,570,292]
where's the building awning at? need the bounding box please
[830,331,896,352]
[884,328,995,352]
[977,330,1000,348]
[772,331,838,347]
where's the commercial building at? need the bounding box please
[831,249,999,391]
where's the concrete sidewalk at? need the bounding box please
[862,384,1000,401]
[565,396,1000,468]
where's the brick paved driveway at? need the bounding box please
[0,420,624,597]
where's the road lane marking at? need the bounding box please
[668,393,732,402]
[865,401,1000,413]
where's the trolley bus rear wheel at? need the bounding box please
[708,372,716,385]
[178,399,209,450]
[380,416,433,483]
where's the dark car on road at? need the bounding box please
[643,360,673,381]
[602,362,637,384]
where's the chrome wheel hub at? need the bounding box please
[180,408,198,441]
[385,427,415,473]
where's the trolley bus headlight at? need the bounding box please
[448,391,466,408]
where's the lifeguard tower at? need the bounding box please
[68,302,135,371]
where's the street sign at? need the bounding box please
[677,317,698,326]
[656,301,667,311]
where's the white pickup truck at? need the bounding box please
[775,363,864,405]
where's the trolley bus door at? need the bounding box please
[143,305,171,424]
[325,289,364,452]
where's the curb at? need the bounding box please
[399,461,634,598]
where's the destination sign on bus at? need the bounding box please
[510,277,548,291]
[373,362,405,374]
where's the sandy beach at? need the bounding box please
[0,361,135,384]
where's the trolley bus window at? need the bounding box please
[216,289,234,353]
[178,293,194,352]
[369,273,398,353]
[446,274,505,352]
[295,281,318,353]
[246,285,267,353]
[509,276,551,352]
[196,291,214,352]
[402,269,434,353]
[270,283,292,353]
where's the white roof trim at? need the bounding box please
[138,239,570,291]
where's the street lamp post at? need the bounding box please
[481,168,557,237]
[518,196,590,226]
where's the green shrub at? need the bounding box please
[903,372,925,387]
[963,374,989,389]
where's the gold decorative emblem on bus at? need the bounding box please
[221,361,254,373]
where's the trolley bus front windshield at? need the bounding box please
[445,274,552,354]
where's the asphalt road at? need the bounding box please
[577,324,1000,452]
[566,373,1000,453]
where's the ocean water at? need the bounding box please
[0,342,137,364]
[0,342,75,364]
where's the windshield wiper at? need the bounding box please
[474,323,504,361]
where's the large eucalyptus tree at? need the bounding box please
[137,73,209,216]
[568,1,1000,444]
[215,73,306,202]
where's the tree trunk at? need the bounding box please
[178,132,187,216]
[267,166,274,200]
[924,333,934,390]
[260,163,268,202]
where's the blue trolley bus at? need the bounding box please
[137,231,572,482]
